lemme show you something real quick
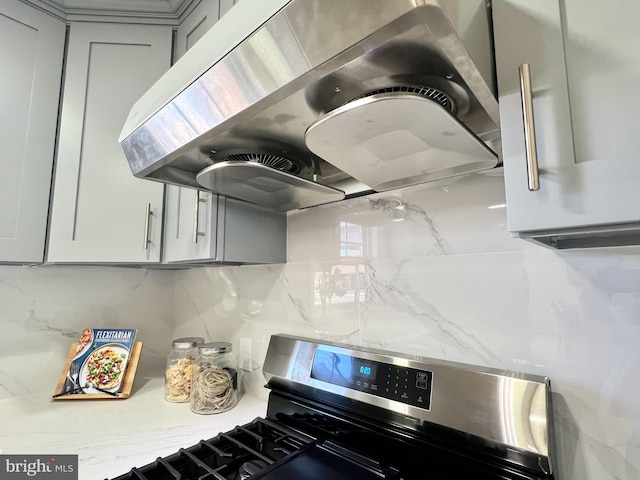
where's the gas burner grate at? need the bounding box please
[223,153,302,175]
[108,418,314,480]
[346,85,456,113]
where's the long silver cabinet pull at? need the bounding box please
[143,203,152,250]
[518,63,540,191]
[193,190,206,243]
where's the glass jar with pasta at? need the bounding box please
[165,337,204,403]
[190,342,238,414]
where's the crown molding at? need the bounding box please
[47,0,189,14]
[19,0,66,20]
[20,0,199,22]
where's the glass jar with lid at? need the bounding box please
[190,342,238,414]
[164,336,204,403]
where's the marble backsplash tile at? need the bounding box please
[0,266,174,399]
[287,169,528,262]
[175,249,640,479]
[173,169,640,479]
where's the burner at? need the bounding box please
[238,460,268,479]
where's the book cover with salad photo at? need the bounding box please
[56,328,137,397]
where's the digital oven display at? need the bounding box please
[355,363,377,378]
[310,349,433,410]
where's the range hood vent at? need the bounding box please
[120,0,500,211]
[347,85,456,113]
[305,88,497,192]
[220,153,303,175]
[196,161,345,211]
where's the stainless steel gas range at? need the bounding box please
[109,334,556,479]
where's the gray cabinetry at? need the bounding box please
[47,22,172,263]
[0,3,65,263]
[2,1,281,266]
[494,0,640,247]
[174,0,230,60]
[164,192,285,264]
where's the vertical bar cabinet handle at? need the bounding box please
[518,63,540,191]
[143,203,152,250]
[193,190,206,243]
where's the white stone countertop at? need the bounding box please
[0,370,268,479]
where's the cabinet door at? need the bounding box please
[47,23,171,263]
[221,0,239,17]
[163,187,219,263]
[0,3,65,263]
[174,0,222,60]
[494,0,640,235]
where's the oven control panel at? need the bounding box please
[310,349,433,410]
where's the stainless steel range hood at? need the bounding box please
[119,0,500,211]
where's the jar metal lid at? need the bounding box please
[172,336,205,349]
[198,341,233,354]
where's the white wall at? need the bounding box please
[173,169,640,480]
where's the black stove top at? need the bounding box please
[109,417,312,480]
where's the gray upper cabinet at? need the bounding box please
[47,22,172,263]
[494,0,640,247]
[164,0,286,265]
[163,191,286,264]
[174,0,231,60]
[0,3,65,263]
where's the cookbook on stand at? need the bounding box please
[56,328,137,397]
